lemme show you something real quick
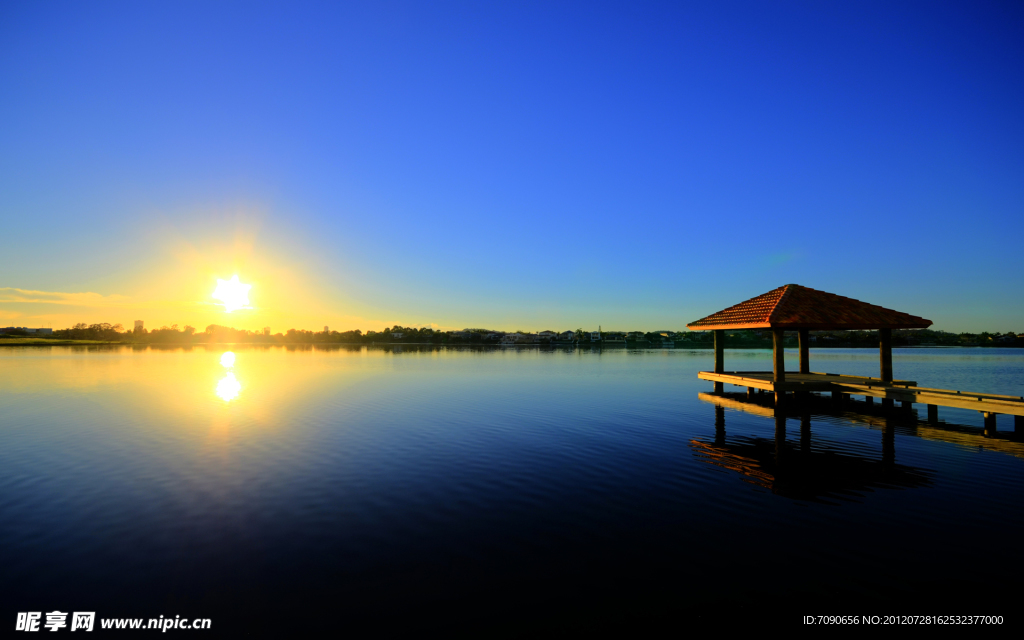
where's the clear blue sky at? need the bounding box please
[2,1,1022,332]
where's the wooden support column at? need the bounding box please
[900,400,913,411]
[983,412,997,436]
[882,398,894,409]
[747,387,755,399]
[798,328,810,375]
[927,404,938,423]
[772,328,785,405]
[865,396,874,405]
[879,328,893,383]
[1016,415,1023,435]
[713,329,724,393]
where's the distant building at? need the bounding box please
[324,326,329,333]
[1,327,52,335]
[392,332,404,339]
[134,320,144,332]
[263,327,271,336]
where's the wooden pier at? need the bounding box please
[698,370,1024,421]
[687,284,1024,432]
[698,391,1024,459]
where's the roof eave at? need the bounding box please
[687,322,772,331]
[687,321,932,331]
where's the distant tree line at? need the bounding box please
[8,324,1021,347]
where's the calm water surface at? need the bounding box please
[1,346,1022,632]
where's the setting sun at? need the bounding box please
[212,275,251,313]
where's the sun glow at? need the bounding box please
[212,275,251,313]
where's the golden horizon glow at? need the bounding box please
[212,275,251,313]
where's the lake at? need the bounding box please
[2,345,1022,633]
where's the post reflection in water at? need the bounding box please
[216,351,241,401]
[883,415,896,468]
[693,391,933,502]
[714,405,726,446]
[774,412,786,466]
[800,413,811,455]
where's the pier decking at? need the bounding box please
[698,391,1024,459]
[697,370,1024,417]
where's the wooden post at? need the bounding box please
[772,328,785,383]
[772,328,786,406]
[747,387,755,399]
[983,412,997,435]
[713,329,724,393]
[879,328,893,383]
[882,398,894,409]
[798,328,810,375]
[865,396,874,405]
[1016,415,1023,435]
[927,404,938,423]
[900,400,912,411]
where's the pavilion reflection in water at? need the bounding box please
[692,392,939,503]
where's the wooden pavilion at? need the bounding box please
[686,284,932,406]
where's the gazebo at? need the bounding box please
[686,284,932,405]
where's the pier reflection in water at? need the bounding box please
[696,394,940,502]
[697,389,1024,504]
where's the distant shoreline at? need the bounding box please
[0,340,1018,350]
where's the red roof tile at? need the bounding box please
[686,285,932,330]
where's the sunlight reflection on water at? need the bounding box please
[217,351,240,400]
[216,371,241,401]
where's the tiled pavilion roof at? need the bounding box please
[686,284,932,331]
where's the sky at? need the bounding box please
[2,1,1022,333]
